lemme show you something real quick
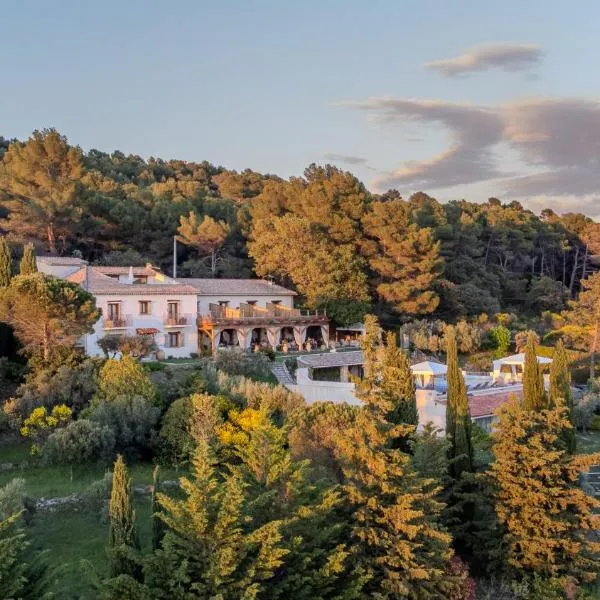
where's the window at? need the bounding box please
[167,332,182,348]
[107,302,121,320]
[246,300,257,306]
[271,300,282,305]
[139,301,151,315]
[134,275,148,285]
[218,300,229,307]
[167,301,180,318]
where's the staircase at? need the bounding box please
[581,466,600,498]
[271,362,296,387]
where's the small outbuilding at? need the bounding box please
[492,353,552,384]
[410,360,448,389]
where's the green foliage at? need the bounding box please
[96,355,157,404]
[43,419,116,466]
[0,513,50,600]
[19,243,38,275]
[157,396,194,466]
[488,325,511,356]
[0,237,12,287]
[523,331,548,410]
[411,423,450,482]
[0,478,26,521]
[108,455,139,578]
[445,326,474,479]
[89,396,160,459]
[590,415,600,431]
[549,339,576,452]
[151,466,163,552]
[147,440,288,598]
[489,399,600,583]
[213,346,272,379]
[0,273,100,361]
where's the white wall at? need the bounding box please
[197,293,294,315]
[416,389,447,433]
[89,293,198,358]
[37,263,82,278]
[293,367,362,405]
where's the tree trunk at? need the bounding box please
[583,244,589,280]
[210,249,216,277]
[47,223,57,255]
[569,246,580,296]
[590,319,599,380]
[43,322,50,362]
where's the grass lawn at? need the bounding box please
[30,495,155,599]
[0,440,185,598]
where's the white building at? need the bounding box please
[36,257,328,358]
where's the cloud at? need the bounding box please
[502,98,600,196]
[339,95,600,205]
[323,153,368,165]
[425,42,543,76]
[340,97,505,189]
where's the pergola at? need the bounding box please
[410,361,448,388]
[492,353,552,383]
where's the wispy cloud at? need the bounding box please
[338,95,600,209]
[323,153,368,165]
[339,97,505,189]
[425,42,543,76]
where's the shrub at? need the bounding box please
[158,397,193,466]
[89,395,161,459]
[81,472,112,522]
[213,347,272,379]
[590,415,600,431]
[43,419,115,466]
[488,325,511,356]
[96,354,157,403]
[0,478,26,520]
[9,359,100,419]
[573,392,600,432]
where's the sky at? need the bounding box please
[3,0,600,217]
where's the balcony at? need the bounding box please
[103,316,131,330]
[198,303,328,329]
[163,313,193,327]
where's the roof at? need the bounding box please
[37,256,88,266]
[492,353,553,369]
[178,278,296,296]
[411,361,448,376]
[468,387,524,418]
[297,350,364,369]
[66,267,198,295]
[93,266,157,276]
[336,322,365,332]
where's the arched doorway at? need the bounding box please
[219,328,239,348]
[198,330,212,355]
[250,327,270,349]
[306,325,326,350]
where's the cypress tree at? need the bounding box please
[489,399,600,584]
[0,237,12,287]
[549,339,576,452]
[19,244,37,276]
[150,465,164,551]
[108,455,139,577]
[522,331,547,410]
[341,315,461,598]
[445,326,473,479]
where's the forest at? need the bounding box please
[2,129,600,599]
[1,129,599,327]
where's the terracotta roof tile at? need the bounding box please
[178,278,296,296]
[468,388,524,418]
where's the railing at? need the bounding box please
[103,316,131,330]
[206,303,326,322]
[163,313,193,327]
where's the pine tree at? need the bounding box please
[0,237,12,287]
[108,455,139,577]
[0,514,50,599]
[523,331,547,410]
[549,339,576,453]
[19,243,37,275]
[150,465,163,552]
[235,415,358,600]
[489,399,600,583]
[146,440,288,599]
[445,326,474,479]
[337,314,461,598]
